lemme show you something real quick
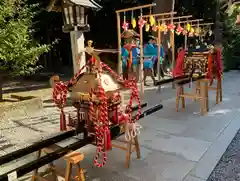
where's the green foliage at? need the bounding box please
[0,0,52,77]
[222,5,240,71]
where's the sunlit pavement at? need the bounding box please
[1,71,240,181]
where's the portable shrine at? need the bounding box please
[51,40,142,168]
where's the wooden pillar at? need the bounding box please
[139,26,144,98]
[117,13,122,75]
[157,29,161,81]
[184,34,187,49]
[170,31,175,69]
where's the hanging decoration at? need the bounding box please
[131,11,136,28]
[138,9,146,28]
[138,17,146,28]
[145,23,150,32]
[149,7,155,26]
[186,23,191,32]
[176,23,183,35]
[150,15,156,26]
[122,12,129,31]
[182,25,188,35]
[168,23,176,33]
[159,21,168,34]
[152,25,158,32]
[202,27,207,37]
[208,29,213,36]
[188,27,194,37]
[195,27,200,37]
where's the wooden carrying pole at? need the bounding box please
[157,29,161,81]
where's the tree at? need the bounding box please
[0,0,52,101]
[222,4,240,70]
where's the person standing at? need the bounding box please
[143,36,156,86]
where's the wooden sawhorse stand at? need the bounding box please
[176,79,209,116]
[195,78,222,104]
[111,124,141,168]
[208,78,222,104]
[31,144,85,181]
[112,136,141,168]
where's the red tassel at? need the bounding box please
[105,129,111,151]
[111,110,118,124]
[60,109,66,131]
[173,49,186,77]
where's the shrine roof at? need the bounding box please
[46,0,102,12]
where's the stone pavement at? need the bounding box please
[207,128,240,181]
[1,71,240,181]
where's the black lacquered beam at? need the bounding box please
[0,138,91,181]
[111,103,163,139]
[155,75,189,86]
[131,102,147,111]
[0,130,76,166]
[176,75,205,85]
[0,103,146,166]
[0,103,163,180]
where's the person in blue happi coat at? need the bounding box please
[132,39,140,81]
[143,36,157,85]
[121,46,129,79]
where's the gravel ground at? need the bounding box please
[207,129,240,181]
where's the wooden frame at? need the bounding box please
[191,22,214,27]
[116,3,156,98]
[155,15,193,81]
[178,19,204,24]
[157,15,192,21]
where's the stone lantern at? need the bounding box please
[46,0,101,74]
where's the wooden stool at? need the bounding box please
[31,144,85,181]
[111,126,141,168]
[176,79,209,116]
